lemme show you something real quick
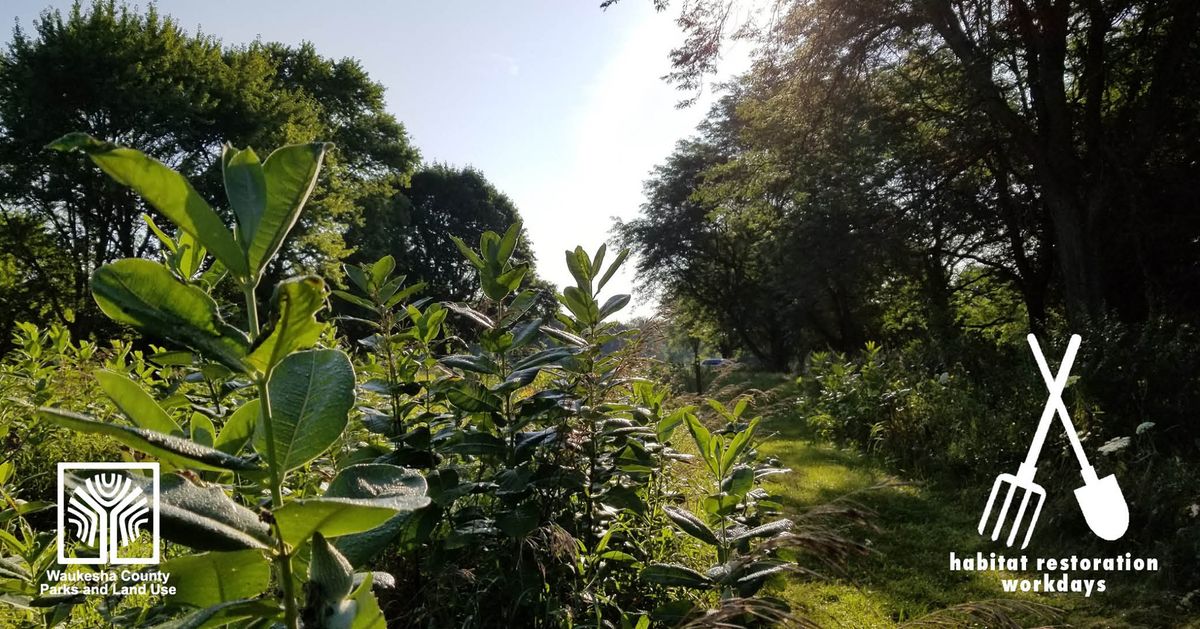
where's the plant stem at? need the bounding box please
[243,282,260,337]
[258,377,299,629]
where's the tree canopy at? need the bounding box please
[348,163,539,303]
[618,0,1200,368]
[0,1,419,337]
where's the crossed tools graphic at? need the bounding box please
[978,334,1130,549]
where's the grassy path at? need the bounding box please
[754,418,1190,628]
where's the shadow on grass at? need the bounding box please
[755,421,1183,628]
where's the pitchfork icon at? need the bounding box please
[978,334,1130,549]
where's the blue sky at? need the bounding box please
[4,1,746,316]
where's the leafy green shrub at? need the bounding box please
[0,134,869,627]
[11,134,425,627]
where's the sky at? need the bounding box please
[3,0,748,317]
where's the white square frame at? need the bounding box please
[56,462,160,565]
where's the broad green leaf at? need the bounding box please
[369,256,395,290]
[95,370,183,436]
[272,498,400,547]
[497,222,521,265]
[720,418,759,474]
[560,286,598,325]
[683,413,719,477]
[720,464,755,499]
[155,474,273,551]
[701,493,742,518]
[190,413,216,448]
[446,381,501,413]
[705,399,728,417]
[197,258,228,289]
[349,574,386,629]
[729,519,793,543]
[377,273,406,303]
[255,349,354,473]
[481,264,525,301]
[162,549,270,608]
[510,320,543,350]
[144,213,178,254]
[442,432,506,457]
[148,598,279,629]
[345,264,370,294]
[493,367,540,393]
[480,231,502,266]
[332,290,376,312]
[497,289,539,328]
[325,464,428,510]
[596,248,630,292]
[440,354,499,375]
[565,247,591,292]
[222,145,267,252]
[383,281,425,308]
[248,143,330,275]
[214,399,258,456]
[512,347,575,371]
[640,563,711,588]
[413,303,446,344]
[662,505,719,546]
[39,408,263,475]
[656,408,688,442]
[497,265,526,292]
[327,464,430,567]
[450,235,485,269]
[443,303,494,329]
[599,485,646,515]
[598,294,631,321]
[592,243,607,275]
[615,441,656,473]
[92,259,250,372]
[175,229,207,280]
[48,133,248,278]
[246,276,327,374]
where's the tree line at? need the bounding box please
[616,0,1200,371]
[0,1,539,348]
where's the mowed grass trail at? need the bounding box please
[754,417,1193,628]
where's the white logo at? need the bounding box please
[979,335,1129,549]
[57,463,160,565]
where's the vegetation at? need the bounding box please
[0,130,866,627]
[0,0,1197,627]
[611,0,1200,623]
[0,2,541,348]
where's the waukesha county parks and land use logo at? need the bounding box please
[46,462,174,598]
[950,334,1160,597]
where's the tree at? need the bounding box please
[0,1,419,340]
[348,163,539,302]
[618,93,905,369]
[625,0,1200,325]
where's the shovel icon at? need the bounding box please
[979,335,1130,548]
[1028,334,1129,542]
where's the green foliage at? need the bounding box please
[90,259,251,372]
[0,1,419,341]
[0,132,868,625]
[347,164,542,303]
[17,135,422,628]
[638,401,810,626]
